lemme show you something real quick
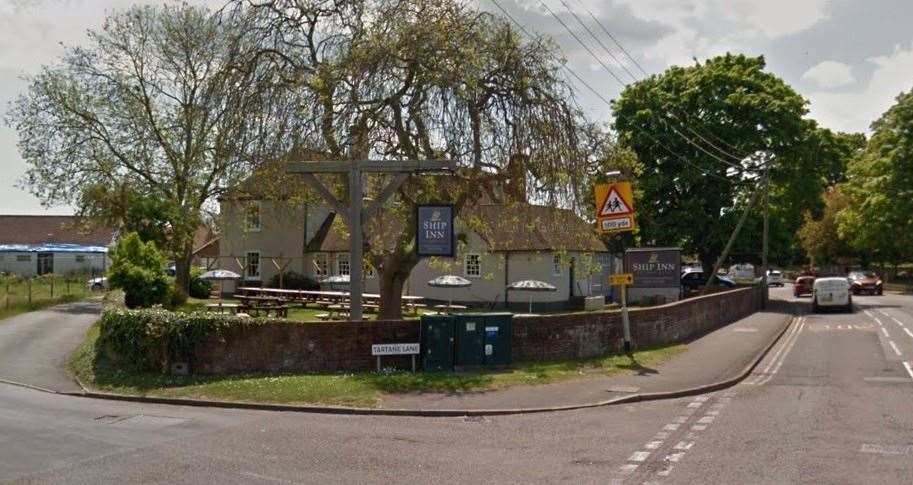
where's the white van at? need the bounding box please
[812,277,852,313]
[728,264,756,285]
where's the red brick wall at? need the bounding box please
[190,287,764,374]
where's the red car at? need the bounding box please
[794,276,815,297]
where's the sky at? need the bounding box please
[1,0,912,215]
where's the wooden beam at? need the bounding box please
[299,173,349,223]
[364,173,410,220]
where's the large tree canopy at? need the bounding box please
[6,4,301,291]
[837,88,913,268]
[612,54,836,270]
[243,0,594,317]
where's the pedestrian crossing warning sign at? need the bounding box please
[595,181,636,234]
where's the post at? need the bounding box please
[761,163,770,307]
[28,278,32,305]
[349,166,364,322]
[621,283,632,353]
[50,276,54,299]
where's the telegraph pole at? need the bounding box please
[761,161,770,306]
[287,159,454,321]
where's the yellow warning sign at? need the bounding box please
[609,273,634,285]
[595,181,636,234]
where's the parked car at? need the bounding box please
[766,270,784,287]
[86,277,108,291]
[847,271,883,295]
[681,270,736,292]
[812,277,852,313]
[794,276,815,297]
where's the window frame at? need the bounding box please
[464,253,482,278]
[313,253,329,278]
[552,254,562,276]
[245,201,262,232]
[245,250,261,280]
[336,253,350,276]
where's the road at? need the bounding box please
[2,287,912,483]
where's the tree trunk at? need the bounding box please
[174,245,194,296]
[379,270,406,320]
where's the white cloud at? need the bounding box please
[806,42,913,133]
[802,60,854,89]
[722,0,831,38]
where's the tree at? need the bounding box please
[6,4,301,293]
[837,88,913,273]
[245,0,592,318]
[797,187,856,265]
[108,232,170,308]
[612,54,811,271]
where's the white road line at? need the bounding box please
[882,327,890,338]
[657,465,674,477]
[879,309,891,317]
[629,451,651,462]
[691,424,707,431]
[746,317,803,385]
[663,423,680,431]
[904,362,913,381]
[889,340,902,356]
[653,431,670,440]
[674,441,694,450]
[644,440,664,450]
[904,328,913,339]
[892,317,906,327]
[665,452,685,463]
[618,463,639,474]
[692,396,710,402]
[874,317,884,326]
[697,416,715,424]
[673,416,689,424]
[686,401,703,408]
[755,319,806,386]
[864,310,874,317]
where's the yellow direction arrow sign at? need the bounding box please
[595,181,636,234]
[609,273,634,286]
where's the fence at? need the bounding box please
[0,272,95,315]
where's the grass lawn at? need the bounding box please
[69,322,684,407]
[0,276,93,321]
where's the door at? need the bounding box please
[37,253,54,275]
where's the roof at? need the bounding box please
[0,215,115,247]
[471,204,606,252]
[310,204,606,253]
[192,226,220,258]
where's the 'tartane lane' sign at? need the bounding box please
[371,343,420,355]
[416,205,454,257]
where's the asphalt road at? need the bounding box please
[2,288,912,484]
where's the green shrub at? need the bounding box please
[107,232,170,308]
[97,308,279,372]
[168,284,188,308]
[188,267,213,299]
[267,271,319,290]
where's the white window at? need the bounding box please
[464,253,481,278]
[16,254,31,262]
[336,253,350,276]
[245,202,261,232]
[365,262,376,279]
[553,254,562,276]
[245,251,260,279]
[313,253,329,277]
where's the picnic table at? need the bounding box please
[236,286,426,313]
[204,302,242,314]
[433,304,468,313]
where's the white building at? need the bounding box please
[0,216,114,277]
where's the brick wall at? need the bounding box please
[190,286,764,374]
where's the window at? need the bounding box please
[553,254,562,276]
[245,251,260,279]
[16,254,31,262]
[313,253,329,278]
[336,253,350,276]
[364,262,376,279]
[464,253,481,278]
[75,255,86,263]
[245,202,261,232]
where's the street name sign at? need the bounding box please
[595,181,636,234]
[371,343,420,355]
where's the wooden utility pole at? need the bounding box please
[287,159,454,321]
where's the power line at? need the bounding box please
[542,1,749,173]
[567,0,756,162]
[487,0,735,184]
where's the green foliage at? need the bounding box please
[188,267,213,299]
[612,54,822,268]
[96,308,280,372]
[267,271,319,290]
[107,233,170,308]
[837,88,913,265]
[797,187,856,264]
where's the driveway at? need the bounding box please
[0,298,101,392]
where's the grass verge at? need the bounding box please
[68,322,684,408]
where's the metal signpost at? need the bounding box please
[596,176,638,352]
[371,343,420,372]
[610,273,635,352]
[287,159,455,321]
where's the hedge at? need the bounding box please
[97,308,284,373]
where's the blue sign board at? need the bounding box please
[416,205,454,257]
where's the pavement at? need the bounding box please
[0,298,100,393]
[2,286,913,483]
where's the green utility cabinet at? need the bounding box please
[420,315,455,371]
[422,313,513,371]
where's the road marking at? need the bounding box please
[691,424,707,431]
[881,327,890,338]
[745,317,803,385]
[663,423,680,431]
[665,452,685,463]
[889,340,902,356]
[629,451,651,462]
[673,416,689,423]
[904,328,913,339]
[697,416,715,424]
[618,463,639,474]
[754,318,806,386]
[879,309,891,317]
[904,362,913,381]
[891,317,906,327]
[657,465,674,477]
[863,376,913,383]
[653,431,670,440]
[674,441,694,450]
[686,401,703,408]
[864,310,874,317]
[644,440,664,450]
[860,443,913,455]
[692,396,710,402]
[733,327,759,333]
